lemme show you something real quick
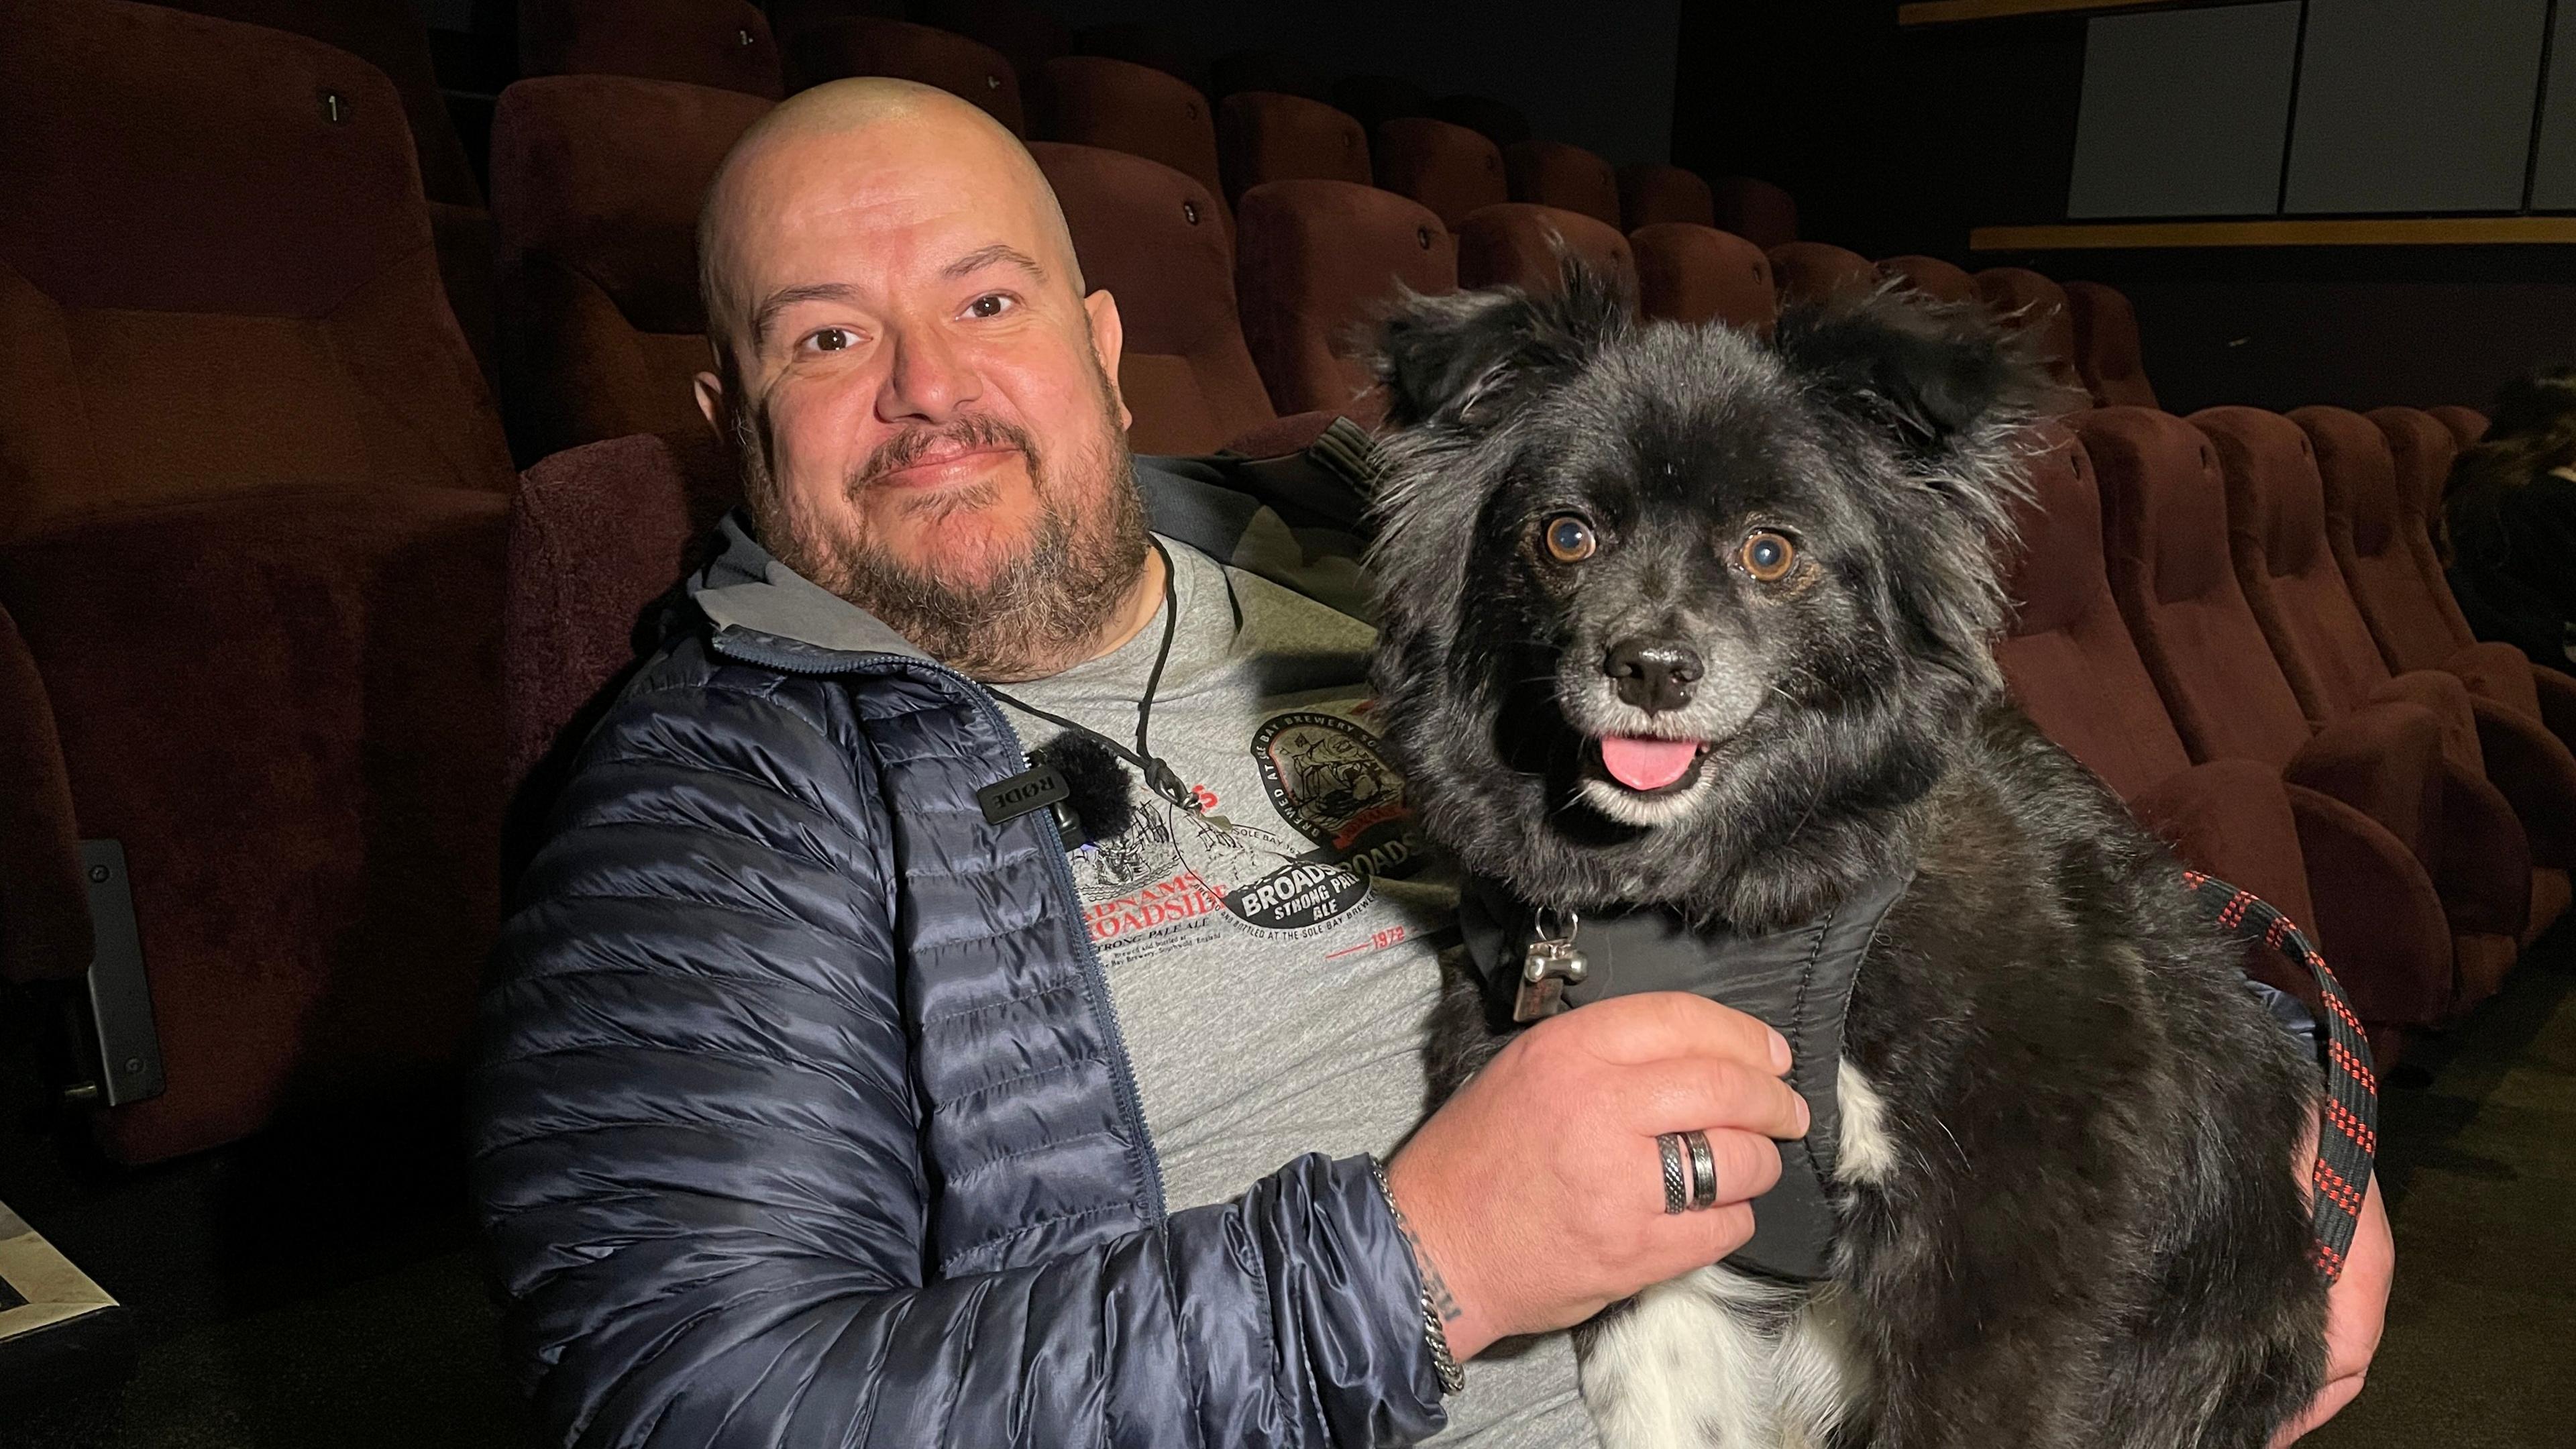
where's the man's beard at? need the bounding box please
[733,368,1150,681]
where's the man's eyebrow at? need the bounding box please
[749,282,861,347]
[943,244,1046,282]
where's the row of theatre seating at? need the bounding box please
[0,0,2555,1173]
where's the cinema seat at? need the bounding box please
[2065,280,2157,408]
[1218,92,1371,205]
[2184,399,2544,974]
[1631,224,1776,332]
[1375,117,1509,230]
[1995,426,2449,1045]
[1456,203,1636,299]
[1072,20,1207,95]
[1210,50,1328,103]
[488,75,772,464]
[1,0,515,1165]
[1236,181,1453,425]
[1030,143,1283,454]
[0,602,89,992]
[1974,267,2082,390]
[914,0,1066,83]
[519,0,783,99]
[1768,242,1877,305]
[1709,176,1799,249]
[1434,94,1532,149]
[2080,407,2518,1007]
[1334,74,1434,134]
[1505,141,1623,229]
[2429,405,2489,451]
[1030,57,1225,223]
[1876,255,1977,305]
[784,17,1022,131]
[1619,165,1717,229]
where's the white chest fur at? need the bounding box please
[1576,1059,1897,1448]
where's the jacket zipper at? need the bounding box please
[706,631,1170,1224]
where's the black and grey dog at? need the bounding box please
[1365,268,2330,1448]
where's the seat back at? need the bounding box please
[1974,267,2082,389]
[1631,224,1776,333]
[1032,142,1274,454]
[1030,56,1225,219]
[2064,280,2157,408]
[1071,20,1205,95]
[2289,405,2464,676]
[2079,407,2318,770]
[914,0,1067,83]
[1505,140,1623,229]
[2192,406,2398,724]
[1876,255,1976,305]
[1619,165,1717,229]
[2428,405,2489,451]
[1374,117,1509,230]
[1236,181,1453,426]
[1218,92,1371,205]
[1709,176,1798,248]
[1333,74,1434,133]
[0,0,511,542]
[1433,94,1532,148]
[489,76,771,464]
[1768,242,1878,305]
[2365,405,2483,648]
[784,17,1022,131]
[520,0,783,99]
[1456,204,1637,299]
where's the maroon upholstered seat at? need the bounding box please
[783,17,1022,131]
[1433,94,1532,149]
[1031,142,1278,455]
[1709,176,1798,249]
[2065,280,2157,408]
[1768,242,1878,305]
[1217,92,1371,205]
[1030,56,1225,225]
[1071,20,1205,95]
[1619,165,1717,229]
[520,0,783,99]
[488,75,772,465]
[1333,74,1434,133]
[1456,203,1637,299]
[1235,180,1452,426]
[1630,225,1776,333]
[2195,405,2557,971]
[0,601,91,991]
[914,0,1066,83]
[2080,407,2517,1007]
[1876,255,1976,305]
[1504,141,1623,229]
[1974,267,2082,390]
[1374,117,1509,230]
[1994,425,2449,1036]
[2428,405,2489,452]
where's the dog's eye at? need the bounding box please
[1542,513,1597,564]
[1739,531,1796,581]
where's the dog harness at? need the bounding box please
[1457,871,2378,1283]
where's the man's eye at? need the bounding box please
[807,327,855,353]
[966,293,1016,319]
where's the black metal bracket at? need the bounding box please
[76,841,162,1107]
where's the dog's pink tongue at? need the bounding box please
[1599,736,1700,791]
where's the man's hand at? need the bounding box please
[2273,1163,2393,1447]
[1383,993,1809,1360]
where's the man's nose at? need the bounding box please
[1603,639,1703,712]
[877,326,981,423]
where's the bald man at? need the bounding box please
[474,80,2385,1448]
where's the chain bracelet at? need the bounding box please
[1368,1159,1468,1397]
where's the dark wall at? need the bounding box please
[1674,5,2576,414]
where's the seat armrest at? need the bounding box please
[0,603,93,983]
[2441,639,2544,721]
[2283,700,2446,865]
[2469,696,2576,867]
[2430,759,2532,936]
[2532,663,2576,743]
[2368,668,2483,775]
[2127,758,2315,940]
[2283,784,2455,1029]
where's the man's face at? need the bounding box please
[698,120,1144,677]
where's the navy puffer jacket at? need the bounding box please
[472,439,1447,1447]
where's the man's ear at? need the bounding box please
[1772,288,2057,458]
[1372,258,1631,431]
[1083,288,1132,431]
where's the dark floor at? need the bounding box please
[5,930,2571,1447]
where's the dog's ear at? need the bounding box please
[1373,258,1632,430]
[1772,288,2059,461]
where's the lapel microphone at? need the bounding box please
[979,731,1138,849]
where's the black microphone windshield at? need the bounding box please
[1030,732,1135,845]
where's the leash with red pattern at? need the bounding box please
[2180,871,2379,1281]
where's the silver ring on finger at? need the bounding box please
[1684,1129,1719,1211]
[1657,1132,1688,1215]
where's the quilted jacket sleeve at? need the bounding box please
[472,659,1448,1449]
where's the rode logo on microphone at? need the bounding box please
[977,765,1069,825]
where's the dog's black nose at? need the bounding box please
[1603,639,1702,712]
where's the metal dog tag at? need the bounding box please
[1513,935,1589,1022]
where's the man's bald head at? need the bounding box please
[697,78,1082,353]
